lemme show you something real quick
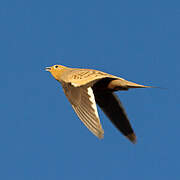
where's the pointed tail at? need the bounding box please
[108,78,155,90]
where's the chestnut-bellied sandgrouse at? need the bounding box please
[46,64,152,143]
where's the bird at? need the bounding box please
[46,64,152,143]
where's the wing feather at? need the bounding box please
[93,90,136,143]
[73,106,102,135]
[62,84,104,139]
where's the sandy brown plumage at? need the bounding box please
[46,64,151,143]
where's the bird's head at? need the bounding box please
[45,64,68,80]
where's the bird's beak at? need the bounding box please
[45,67,51,71]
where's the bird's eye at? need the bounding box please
[54,65,59,69]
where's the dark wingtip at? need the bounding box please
[126,133,137,144]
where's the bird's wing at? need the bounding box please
[61,69,118,87]
[62,83,104,139]
[93,90,136,143]
[62,69,148,89]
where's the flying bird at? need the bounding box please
[46,64,151,143]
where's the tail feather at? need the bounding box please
[108,79,153,90]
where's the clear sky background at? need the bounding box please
[0,0,180,179]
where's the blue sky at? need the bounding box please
[0,0,180,179]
